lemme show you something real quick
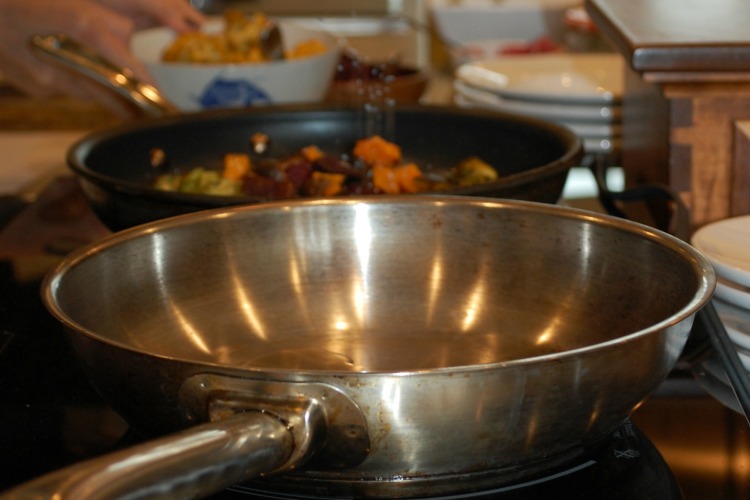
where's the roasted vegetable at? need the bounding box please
[452,157,499,187]
[222,153,252,181]
[162,10,327,63]
[156,167,241,196]
[153,135,500,199]
[353,135,401,166]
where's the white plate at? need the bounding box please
[692,215,750,288]
[714,297,750,350]
[454,94,621,137]
[454,94,622,155]
[453,80,622,123]
[714,276,750,311]
[455,53,624,105]
[579,137,621,156]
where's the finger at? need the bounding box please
[99,0,206,32]
[69,8,156,85]
[158,2,206,32]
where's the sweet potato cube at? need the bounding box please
[223,153,251,181]
[372,164,400,194]
[354,136,401,166]
[301,145,324,162]
[307,171,346,197]
[393,162,423,193]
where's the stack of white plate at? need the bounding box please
[691,215,750,411]
[453,53,624,158]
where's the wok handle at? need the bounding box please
[2,411,293,500]
[29,33,180,118]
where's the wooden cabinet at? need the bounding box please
[586,0,750,230]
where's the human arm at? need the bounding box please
[0,0,204,117]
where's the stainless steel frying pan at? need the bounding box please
[5,196,714,498]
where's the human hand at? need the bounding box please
[0,0,205,118]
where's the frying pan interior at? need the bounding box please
[48,197,710,373]
[67,104,583,229]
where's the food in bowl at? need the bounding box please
[130,14,340,110]
[162,10,327,63]
[153,134,498,198]
[450,36,561,68]
[326,50,428,104]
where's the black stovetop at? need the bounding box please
[1,178,749,499]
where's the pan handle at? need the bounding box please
[2,411,293,499]
[3,376,370,499]
[29,33,180,118]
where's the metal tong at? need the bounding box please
[30,33,180,117]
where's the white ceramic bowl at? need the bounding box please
[430,0,578,46]
[131,19,340,111]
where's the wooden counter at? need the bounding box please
[0,85,120,131]
[586,0,750,230]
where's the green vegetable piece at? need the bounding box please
[153,174,182,192]
[452,157,499,187]
[205,177,241,196]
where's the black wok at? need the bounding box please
[66,103,583,230]
[5,196,714,499]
